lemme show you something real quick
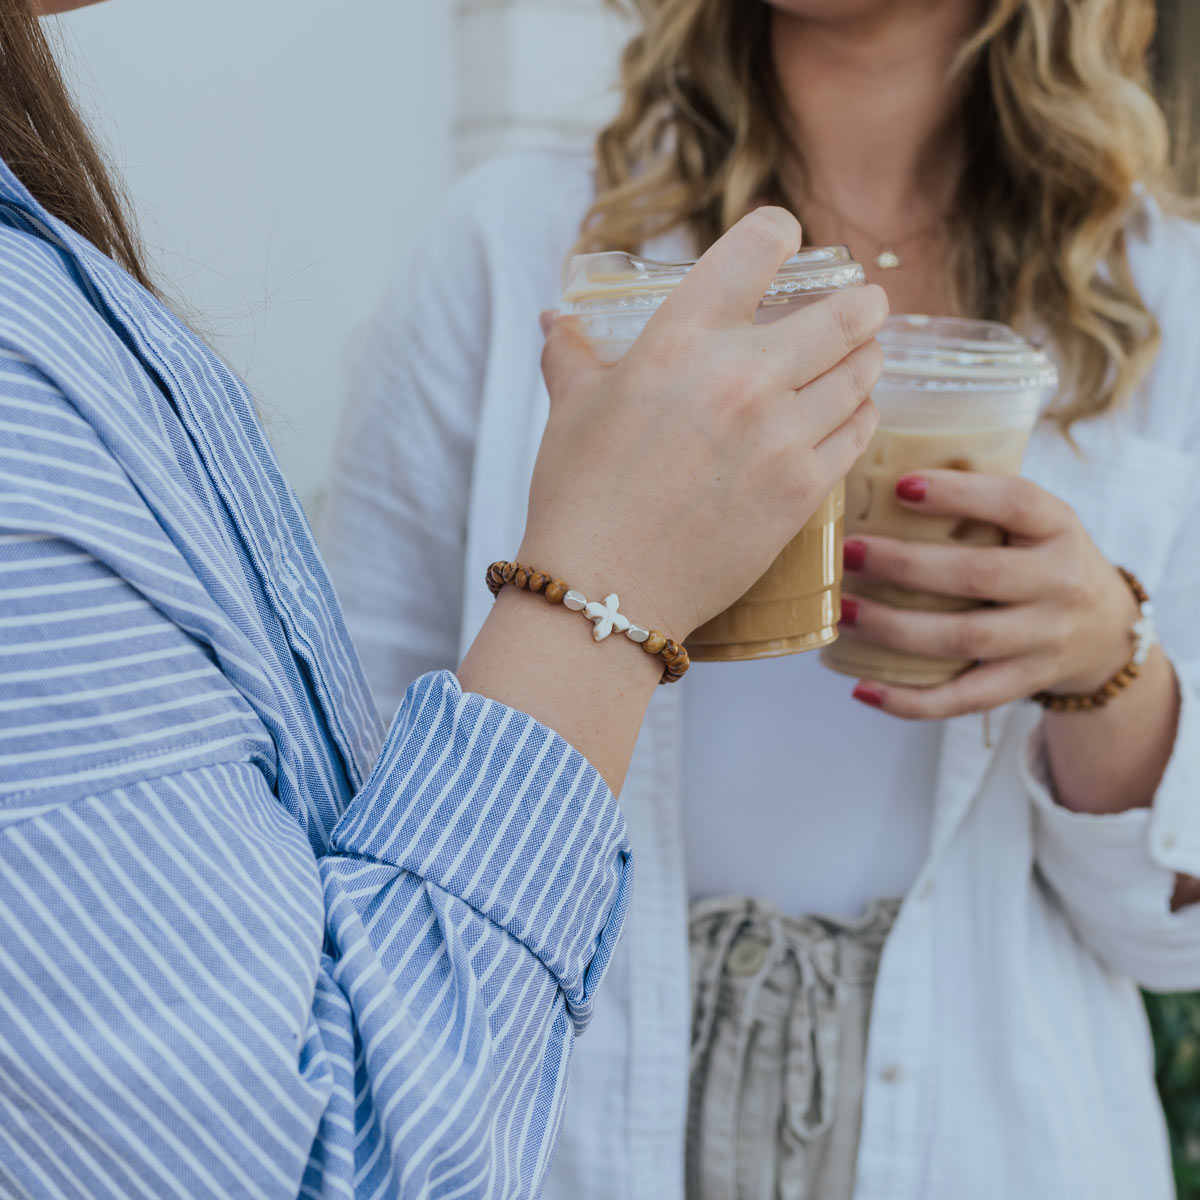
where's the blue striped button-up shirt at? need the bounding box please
[0,156,631,1199]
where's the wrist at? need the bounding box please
[459,584,661,792]
[1051,576,1142,695]
[515,532,690,642]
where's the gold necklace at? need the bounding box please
[803,193,948,270]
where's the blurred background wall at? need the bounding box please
[54,0,1197,515]
[53,0,459,515]
[455,0,629,168]
[53,0,627,515]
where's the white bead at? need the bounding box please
[563,590,588,612]
[626,625,650,644]
[585,594,624,641]
[1131,600,1157,665]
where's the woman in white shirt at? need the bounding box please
[323,0,1200,1196]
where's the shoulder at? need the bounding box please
[1126,199,1200,305]
[443,147,596,244]
[408,148,596,291]
[370,148,596,340]
[0,217,91,308]
[1122,200,1200,438]
[0,219,120,367]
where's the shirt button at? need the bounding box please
[880,1065,903,1084]
[727,936,769,977]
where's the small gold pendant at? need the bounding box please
[875,248,901,270]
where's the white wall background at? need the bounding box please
[49,0,628,515]
[455,0,631,168]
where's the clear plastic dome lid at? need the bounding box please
[563,246,866,312]
[878,315,1058,393]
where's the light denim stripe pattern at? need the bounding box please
[0,156,630,1199]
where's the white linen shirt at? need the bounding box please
[321,150,1200,1200]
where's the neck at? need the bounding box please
[771,2,981,239]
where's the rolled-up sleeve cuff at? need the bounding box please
[330,670,631,1031]
[1021,675,1200,902]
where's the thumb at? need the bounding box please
[540,312,605,405]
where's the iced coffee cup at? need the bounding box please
[563,246,867,662]
[820,315,1059,687]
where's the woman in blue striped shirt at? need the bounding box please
[0,2,887,1197]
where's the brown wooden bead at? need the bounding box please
[528,572,549,593]
[486,563,508,597]
[501,562,517,584]
[514,568,530,589]
[545,581,568,605]
[644,631,667,655]
[1118,566,1149,604]
[1030,566,1150,713]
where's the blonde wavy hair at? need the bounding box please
[578,0,1187,430]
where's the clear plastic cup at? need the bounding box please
[820,315,1059,687]
[563,247,867,661]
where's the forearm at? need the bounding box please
[457,583,663,794]
[1042,645,1200,910]
[1043,644,1180,815]
[320,668,633,1191]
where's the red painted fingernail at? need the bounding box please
[852,683,885,708]
[896,476,927,502]
[843,539,867,571]
[839,596,859,627]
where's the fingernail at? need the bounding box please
[839,596,859,627]
[843,539,866,572]
[896,475,927,502]
[538,309,559,337]
[852,682,885,708]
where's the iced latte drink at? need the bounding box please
[820,316,1058,686]
[563,247,867,662]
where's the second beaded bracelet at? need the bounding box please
[1031,567,1156,713]
[486,560,690,684]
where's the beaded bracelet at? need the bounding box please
[1031,567,1156,713]
[486,561,690,684]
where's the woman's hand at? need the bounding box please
[522,207,888,642]
[461,207,886,791]
[838,466,1186,840]
[840,468,1142,719]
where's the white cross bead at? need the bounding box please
[585,594,629,641]
[1132,602,1157,666]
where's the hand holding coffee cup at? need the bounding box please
[834,468,1150,721]
[821,315,1059,687]
[524,207,888,646]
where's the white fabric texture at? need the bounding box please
[321,149,1200,1200]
